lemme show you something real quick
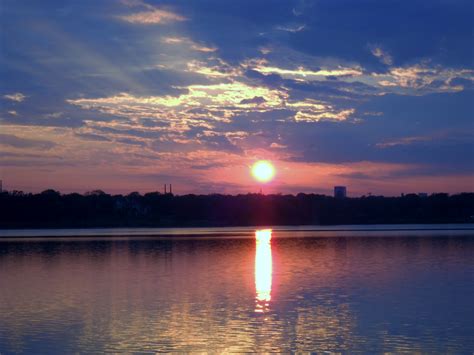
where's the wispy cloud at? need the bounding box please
[276,24,306,33]
[186,59,240,77]
[270,142,287,149]
[0,133,56,150]
[376,135,434,148]
[119,1,186,25]
[294,108,355,122]
[162,36,217,52]
[3,93,27,102]
[243,59,363,80]
[373,65,474,92]
[369,45,393,65]
[74,132,112,142]
[43,112,63,119]
[67,78,357,137]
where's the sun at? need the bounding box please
[251,160,275,183]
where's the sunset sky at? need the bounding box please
[1,0,473,196]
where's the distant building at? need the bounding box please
[418,193,428,198]
[334,186,347,199]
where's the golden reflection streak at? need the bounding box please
[255,229,272,313]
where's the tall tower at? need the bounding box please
[0,180,2,193]
[169,184,172,194]
[334,186,347,199]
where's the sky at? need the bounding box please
[0,0,473,196]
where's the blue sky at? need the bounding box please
[1,0,473,195]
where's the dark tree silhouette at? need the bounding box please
[0,190,473,228]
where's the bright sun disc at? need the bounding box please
[251,160,275,183]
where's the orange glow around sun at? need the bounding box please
[251,160,275,183]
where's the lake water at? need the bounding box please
[1,225,473,353]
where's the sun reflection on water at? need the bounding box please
[255,229,272,313]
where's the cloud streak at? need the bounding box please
[162,37,217,52]
[0,133,56,150]
[3,93,27,102]
[369,45,393,66]
[118,1,186,25]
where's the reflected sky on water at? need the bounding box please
[0,228,473,353]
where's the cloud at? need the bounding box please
[191,44,218,53]
[190,162,229,170]
[0,133,56,150]
[115,137,147,146]
[242,53,472,96]
[270,142,287,149]
[372,65,473,92]
[376,136,432,148]
[119,7,186,25]
[67,78,358,144]
[186,59,241,78]
[369,45,393,66]
[239,96,267,105]
[74,132,112,142]
[67,82,287,119]
[276,24,306,33]
[3,93,26,102]
[294,108,355,122]
[44,112,64,119]
[245,60,363,80]
[66,82,285,147]
[161,37,217,52]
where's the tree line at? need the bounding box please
[1,189,473,228]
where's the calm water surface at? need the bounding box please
[1,226,473,353]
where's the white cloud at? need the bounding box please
[373,65,474,92]
[294,109,355,122]
[244,59,363,80]
[67,80,356,150]
[44,112,63,119]
[276,24,306,33]
[259,47,272,55]
[370,46,393,65]
[270,142,287,149]
[186,60,240,78]
[3,93,27,102]
[162,36,217,52]
[119,8,186,25]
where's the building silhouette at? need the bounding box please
[334,186,347,199]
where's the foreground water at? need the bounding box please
[1,226,473,353]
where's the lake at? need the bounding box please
[1,225,473,353]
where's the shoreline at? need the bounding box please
[1,223,474,238]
